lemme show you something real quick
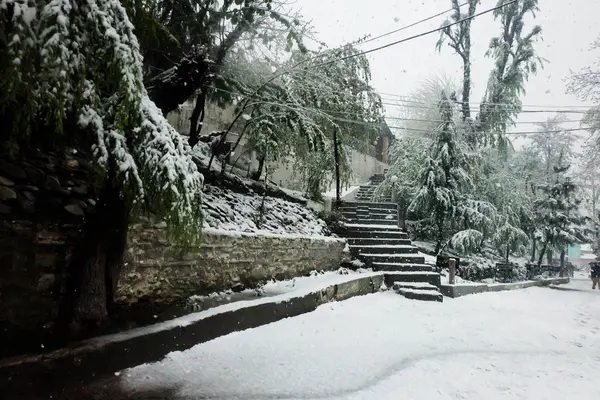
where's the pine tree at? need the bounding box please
[410,92,472,253]
[534,161,589,274]
[492,208,529,264]
[476,0,543,149]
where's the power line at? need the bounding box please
[380,100,591,114]
[358,1,471,45]
[309,0,518,69]
[205,86,593,136]
[210,86,595,125]
[378,92,594,110]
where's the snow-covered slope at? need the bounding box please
[202,184,330,237]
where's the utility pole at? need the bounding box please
[333,127,341,209]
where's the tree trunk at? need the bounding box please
[559,247,567,277]
[461,45,471,122]
[399,198,407,230]
[530,238,536,262]
[434,213,445,255]
[188,90,207,148]
[62,170,129,330]
[537,242,548,268]
[333,128,341,207]
[250,154,265,181]
[505,244,510,264]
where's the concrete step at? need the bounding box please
[342,223,404,231]
[369,210,397,216]
[341,229,409,239]
[397,288,443,302]
[384,271,441,287]
[392,281,438,291]
[351,219,398,225]
[359,253,425,264]
[342,201,397,210]
[347,238,413,246]
[340,206,395,214]
[351,244,418,254]
[372,262,435,272]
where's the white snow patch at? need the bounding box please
[418,251,437,265]
[120,279,600,399]
[398,288,441,296]
[344,223,401,229]
[201,184,332,238]
[351,259,365,267]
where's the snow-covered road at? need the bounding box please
[119,279,600,399]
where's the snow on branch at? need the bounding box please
[2,0,204,243]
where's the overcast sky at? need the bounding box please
[295,0,599,148]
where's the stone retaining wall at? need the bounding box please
[0,152,346,353]
[119,227,347,304]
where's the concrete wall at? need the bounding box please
[167,104,390,192]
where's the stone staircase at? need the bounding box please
[338,177,442,302]
[354,173,392,202]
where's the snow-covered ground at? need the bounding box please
[202,184,330,237]
[119,279,600,399]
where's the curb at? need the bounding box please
[0,274,384,398]
[440,277,570,298]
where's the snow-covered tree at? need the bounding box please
[534,162,589,273]
[567,35,600,157]
[374,134,430,228]
[410,92,472,253]
[527,114,577,177]
[493,209,529,264]
[1,0,203,326]
[436,0,480,122]
[476,0,543,149]
[233,45,383,200]
[375,75,458,225]
[135,0,309,147]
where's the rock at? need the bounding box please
[72,185,88,196]
[0,204,11,214]
[47,197,63,209]
[87,199,96,206]
[22,164,44,185]
[64,203,85,216]
[231,282,245,293]
[22,191,35,201]
[0,186,17,201]
[0,160,26,181]
[37,274,56,292]
[67,159,79,169]
[0,176,14,186]
[44,176,61,191]
[23,185,39,192]
[19,198,35,213]
[54,187,71,196]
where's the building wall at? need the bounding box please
[168,104,390,191]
